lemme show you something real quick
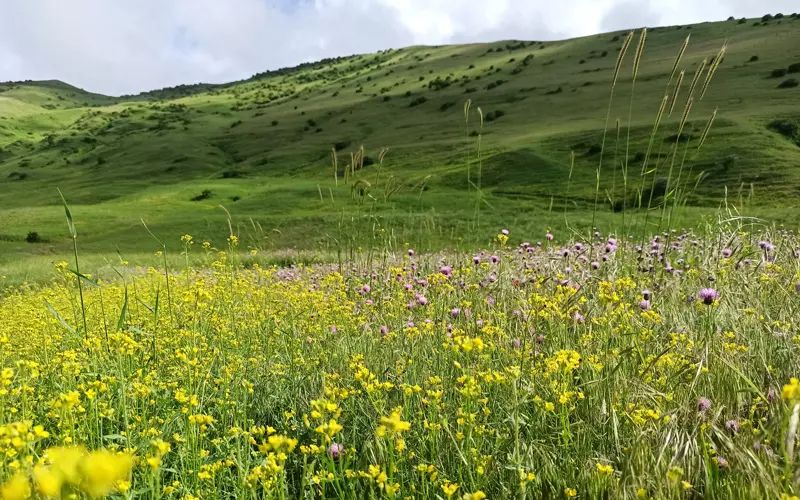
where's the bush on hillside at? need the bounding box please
[770,68,788,78]
[191,190,212,201]
[766,119,800,146]
[777,78,799,89]
[25,232,42,243]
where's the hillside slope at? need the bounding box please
[1,14,800,280]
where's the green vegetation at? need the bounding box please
[1,16,800,286]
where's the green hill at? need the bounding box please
[1,15,800,283]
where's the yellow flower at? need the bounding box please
[564,487,577,498]
[33,465,63,498]
[462,491,487,500]
[46,446,86,485]
[79,450,134,498]
[0,474,30,500]
[314,419,343,442]
[441,481,459,498]
[595,462,614,476]
[376,408,411,437]
[783,378,800,403]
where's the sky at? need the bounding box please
[0,0,796,96]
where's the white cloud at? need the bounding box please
[0,0,795,95]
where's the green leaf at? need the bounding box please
[68,269,99,287]
[44,300,76,335]
[57,188,76,238]
[117,287,129,331]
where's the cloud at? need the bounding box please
[0,0,796,95]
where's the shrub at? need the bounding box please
[191,190,212,201]
[737,18,746,24]
[749,55,759,62]
[439,102,456,112]
[788,63,800,73]
[221,170,243,179]
[271,120,279,126]
[484,110,506,122]
[770,68,788,78]
[486,80,507,90]
[762,14,773,22]
[585,143,602,156]
[25,232,41,243]
[777,78,799,89]
[334,140,351,151]
[408,96,427,107]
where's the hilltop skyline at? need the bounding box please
[1,0,797,96]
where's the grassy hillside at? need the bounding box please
[1,14,800,284]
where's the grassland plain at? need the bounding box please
[1,15,800,285]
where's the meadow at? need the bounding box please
[2,13,800,500]
[2,224,800,499]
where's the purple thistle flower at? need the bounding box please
[501,228,510,235]
[511,338,521,349]
[546,231,554,241]
[573,311,585,323]
[440,265,452,277]
[473,255,481,265]
[697,397,712,412]
[721,247,732,258]
[715,456,729,469]
[328,442,344,460]
[725,419,740,434]
[591,261,600,270]
[416,294,428,306]
[407,248,415,257]
[698,288,719,305]
[639,299,651,311]
[450,307,461,318]
[379,325,389,336]
[641,289,651,301]
[490,255,500,264]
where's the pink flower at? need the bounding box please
[328,442,344,460]
[698,288,719,305]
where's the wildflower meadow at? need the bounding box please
[2,225,800,499]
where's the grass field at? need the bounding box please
[1,15,800,286]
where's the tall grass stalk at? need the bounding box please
[57,189,88,336]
